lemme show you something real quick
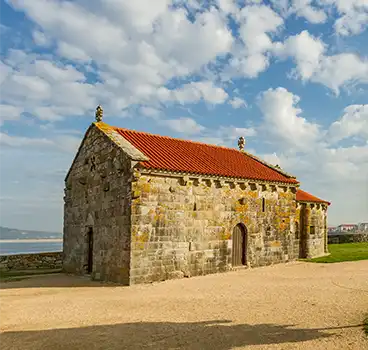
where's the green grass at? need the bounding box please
[303,243,368,263]
[0,268,61,282]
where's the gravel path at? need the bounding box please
[1,261,367,350]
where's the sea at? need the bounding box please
[0,241,63,255]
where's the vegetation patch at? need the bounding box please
[364,316,368,336]
[0,268,61,282]
[302,243,368,263]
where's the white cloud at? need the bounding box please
[139,106,162,118]
[3,0,234,120]
[0,132,53,147]
[0,105,23,125]
[217,0,238,14]
[229,97,247,108]
[274,30,368,93]
[170,81,229,104]
[32,30,51,47]
[163,117,206,135]
[320,0,368,36]
[1,0,367,230]
[327,104,368,144]
[257,86,368,225]
[258,87,321,149]
[292,0,327,24]
[227,4,283,78]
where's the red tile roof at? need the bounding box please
[296,189,330,205]
[111,126,298,184]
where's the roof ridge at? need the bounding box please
[112,126,297,179]
[113,126,241,152]
[95,122,298,184]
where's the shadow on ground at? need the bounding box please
[1,319,357,350]
[0,273,110,289]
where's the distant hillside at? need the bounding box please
[0,226,63,240]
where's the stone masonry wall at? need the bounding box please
[296,202,328,258]
[328,232,368,244]
[0,252,62,271]
[308,204,328,257]
[63,124,133,284]
[129,172,299,284]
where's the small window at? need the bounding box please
[310,226,315,235]
[262,198,266,212]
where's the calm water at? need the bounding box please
[0,241,63,255]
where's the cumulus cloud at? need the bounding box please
[258,87,321,149]
[291,0,327,24]
[169,81,229,105]
[327,105,368,144]
[257,86,368,224]
[273,30,368,93]
[163,117,206,135]
[1,0,367,230]
[227,4,284,78]
[320,0,368,36]
[229,97,247,108]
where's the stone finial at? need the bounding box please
[95,105,103,122]
[238,136,245,151]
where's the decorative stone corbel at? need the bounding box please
[181,175,189,186]
[204,179,212,187]
[238,182,246,190]
[228,181,235,189]
[249,182,257,191]
[215,179,224,188]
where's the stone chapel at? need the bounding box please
[63,107,330,285]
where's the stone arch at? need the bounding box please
[232,223,248,266]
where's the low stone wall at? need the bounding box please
[328,232,368,244]
[0,252,63,271]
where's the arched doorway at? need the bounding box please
[232,224,247,266]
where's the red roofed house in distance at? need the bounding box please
[62,106,331,285]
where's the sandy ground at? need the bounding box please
[0,261,367,350]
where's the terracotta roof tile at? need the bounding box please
[110,126,298,184]
[296,189,330,205]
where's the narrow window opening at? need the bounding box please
[262,198,266,212]
[295,222,299,239]
[310,225,315,235]
[193,203,197,211]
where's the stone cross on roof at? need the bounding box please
[95,105,103,122]
[238,136,245,151]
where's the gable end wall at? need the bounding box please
[63,125,133,284]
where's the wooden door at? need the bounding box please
[232,224,246,266]
[87,228,93,274]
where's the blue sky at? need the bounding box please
[0,0,367,231]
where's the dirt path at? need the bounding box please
[1,261,367,350]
